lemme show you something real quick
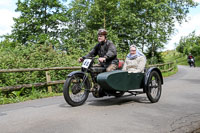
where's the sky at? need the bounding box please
[0,0,20,36]
[0,0,200,50]
[166,0,200,50]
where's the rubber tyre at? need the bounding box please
[146,71,162,103]
[63,74,90,107]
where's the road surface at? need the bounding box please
[0,65,200,133]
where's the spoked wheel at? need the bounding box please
[146,71,162,103]
[63,74,90,107]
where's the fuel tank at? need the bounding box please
[97,70,144,91]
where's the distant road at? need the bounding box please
[0,65,200,133]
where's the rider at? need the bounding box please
[187,53,195,67]
[188,53,195,67]
[79,29,118,72]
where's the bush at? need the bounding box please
[0,43,81,95]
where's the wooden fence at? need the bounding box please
[148,62,175,72]
[0,62,175,92]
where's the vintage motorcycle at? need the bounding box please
[188,58,195,67]
[63,58,163,107]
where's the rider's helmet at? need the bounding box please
[98,29,107,36]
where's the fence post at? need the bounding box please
[45,71,52,93]
[164,64,166,71]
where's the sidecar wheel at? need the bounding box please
[63,74,90,107]
[146,71,162,103]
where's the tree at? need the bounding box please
[4,0,198,62]
[176,31,200,56]
[61,0,120,54]
[10,0,68,45]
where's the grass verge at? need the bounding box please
[0,91,62,105]
[162,65,178,77]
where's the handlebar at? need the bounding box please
[81,57,105,63]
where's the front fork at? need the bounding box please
[89,72,99,91]
[81,73,93,92]
[69,71,91,92]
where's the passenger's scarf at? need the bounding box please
[126,48,145,60]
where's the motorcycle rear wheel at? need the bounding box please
[63,74,90,107]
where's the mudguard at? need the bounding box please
[67,71,86,77]
[66,71,91,89]
[143,67,163,92]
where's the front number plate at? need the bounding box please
[82,59,92,69]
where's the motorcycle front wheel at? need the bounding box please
[63,74,90,107]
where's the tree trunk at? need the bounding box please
[104,8,106,29]
[44,2,47,34]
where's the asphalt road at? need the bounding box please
[0,65,200,133]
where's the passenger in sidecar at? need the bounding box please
[122,45,146,73]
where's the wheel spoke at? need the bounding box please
[149,76,159,98]
[146,71,162,103]
[69,76,87,102]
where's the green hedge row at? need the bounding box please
[0,44,81,92]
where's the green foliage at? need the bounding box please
[0,43,80,96]
[162,65,178,77]
[145,46,164,64]
[0,88,62,104]
[63,0,198,60]
[2,0,198,61]
[176,31,200,56]
[10,0,68,45]
[163,50,200,67]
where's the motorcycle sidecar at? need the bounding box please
[97,67,163,103]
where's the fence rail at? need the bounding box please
[0,62,175,92]
[148,62,174,72]
[0,67,80,73]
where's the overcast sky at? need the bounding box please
[0,0,200,50]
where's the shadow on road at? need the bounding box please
[59,95,151,108]
[87,95,151,106]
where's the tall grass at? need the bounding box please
[0,87,62,104]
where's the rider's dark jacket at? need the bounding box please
[83,40,118,67]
